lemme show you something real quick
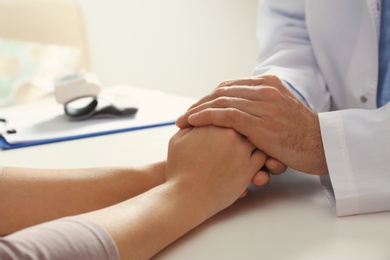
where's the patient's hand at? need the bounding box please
[251,158,288,187]
[166,126,267,218]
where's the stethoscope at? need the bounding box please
[55,72,138,120]
[64,96,138,120]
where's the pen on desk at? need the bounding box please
[0,118,17,135]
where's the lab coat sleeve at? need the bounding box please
[319,104,390,216]
[254,0,330,112]
[255,0,390,216]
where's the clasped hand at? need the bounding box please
[167,126,267,218]
[176,75,328,180]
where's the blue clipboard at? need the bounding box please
[0,86,195,150]
[0,121,175,150]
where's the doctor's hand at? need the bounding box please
[166,126,267,218]
[176,75,328,175]
[177,76,288,186]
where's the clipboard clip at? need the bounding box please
[0,118,17,136]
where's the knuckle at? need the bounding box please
[202,107,214,119]
[214,96,231,107]
[218,80,232,88]
[260,86,282,100]
[247,76,264,86]
[226,107,241,121]
[263,74,281,84]
[213,86,228,96]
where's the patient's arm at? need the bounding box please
[0,161,166,235]
[82,126,266,259]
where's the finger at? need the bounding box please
[218,76,265,88]
[176,92,216,128]
[193,77,265,110]
[241,135,257,153]
[176,85,276,128]
[170,127,193,141]
[185,97,261,126]
[250,149,268,171]
[239,189,248,199]
[202,85,279,106]
[251,169,271,187]
[265,158,288,175]
[187,108,263,143]
[189,74,283,113]
[176,116,193,128]
[176,85,283,129]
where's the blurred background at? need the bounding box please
[0,0,259,104]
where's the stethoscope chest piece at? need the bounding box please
[55,72,138,120]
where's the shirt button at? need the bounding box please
[360,95,368,103]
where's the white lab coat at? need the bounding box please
[254,0,390,216]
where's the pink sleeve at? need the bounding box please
[0,216,119,260]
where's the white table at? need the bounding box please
[1,113,389,260]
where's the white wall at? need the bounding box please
[63,0,259,98]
